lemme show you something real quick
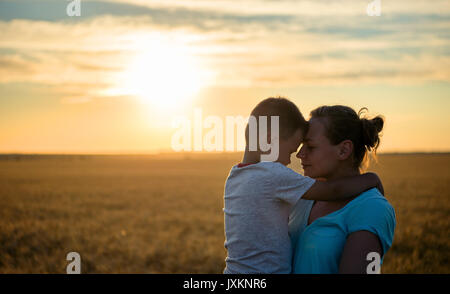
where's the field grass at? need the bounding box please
[0,153,449,273]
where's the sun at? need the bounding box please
[107,39,210,109]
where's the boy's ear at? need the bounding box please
[338,140,353,160]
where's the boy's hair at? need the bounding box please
[245,97,308,144]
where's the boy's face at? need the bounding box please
[277,128,304,166]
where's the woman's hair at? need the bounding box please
[310,105,384,170]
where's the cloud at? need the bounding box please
[60,96,92,104]
[99,0,450,16]
[0,0,448,100]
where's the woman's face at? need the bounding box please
[296,118,341,179]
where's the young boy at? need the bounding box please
[223,97,383,274]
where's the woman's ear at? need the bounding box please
[338,140,353,160]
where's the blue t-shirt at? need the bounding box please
[291,188,396,274]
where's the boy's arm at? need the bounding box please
[301,172,384,201]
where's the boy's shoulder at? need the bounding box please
[230,161,290,174]
[228,161,306,182]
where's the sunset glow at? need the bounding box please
[104,37,211,109]
[0,0,449,154]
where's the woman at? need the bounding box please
[288,105,396,274]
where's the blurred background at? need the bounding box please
[0,0,449,273]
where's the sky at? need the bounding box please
[0,0,449,153]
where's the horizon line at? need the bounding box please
[1,151,450,156]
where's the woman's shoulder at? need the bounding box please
[356,188,389,203]
[346,188,396,219]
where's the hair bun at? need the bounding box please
[360,116,384,150]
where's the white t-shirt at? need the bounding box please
[223,161,316,274]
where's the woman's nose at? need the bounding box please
[297,145,306,159]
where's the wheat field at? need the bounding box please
[0,153,449,273]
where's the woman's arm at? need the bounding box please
[338,230,383,274]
